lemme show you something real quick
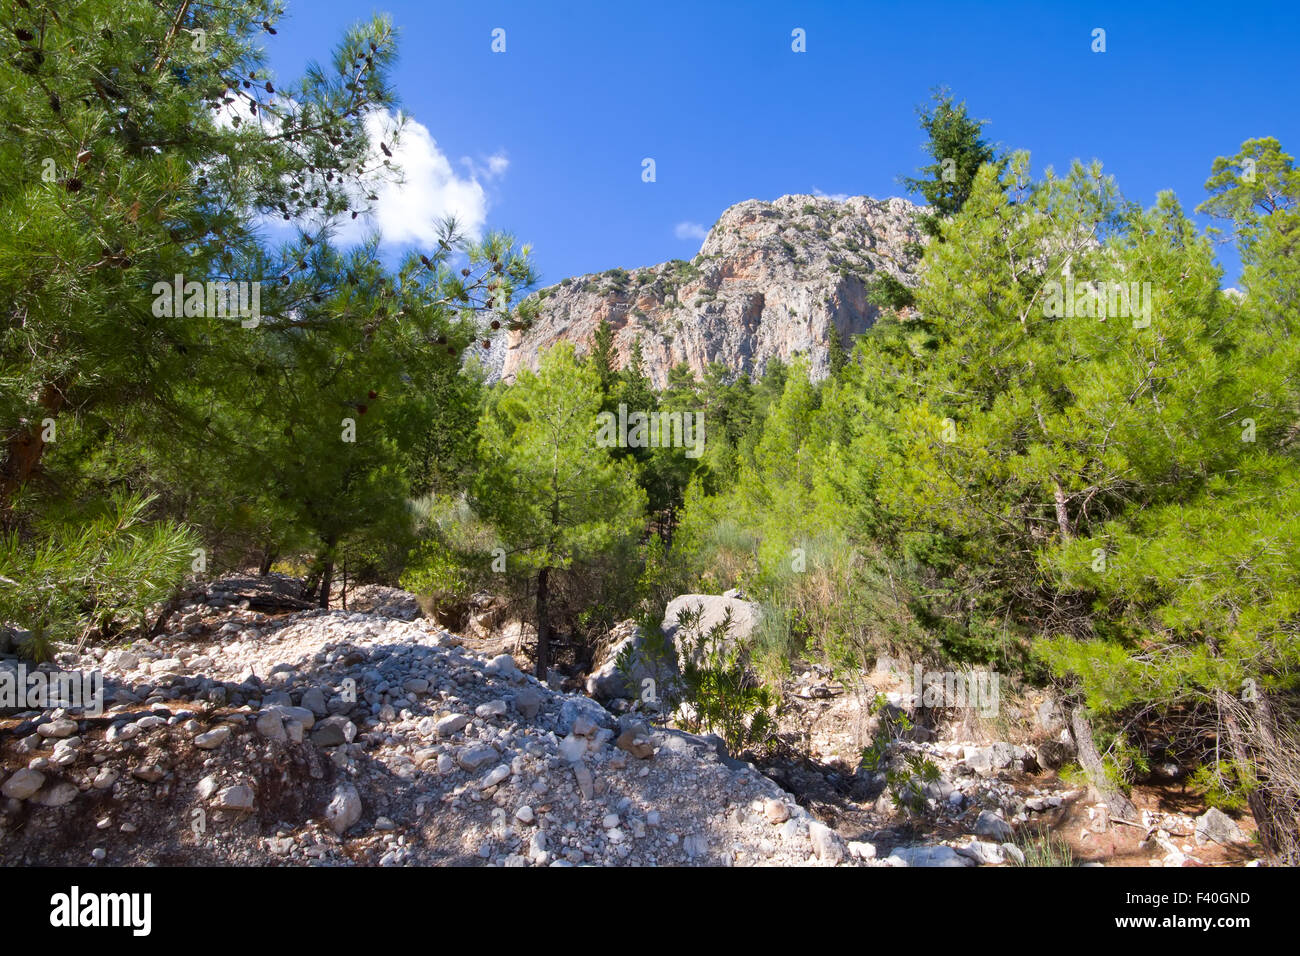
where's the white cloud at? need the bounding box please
[674,221,709,241]
[214,101,504,247]
[813,188,850,201]
[341,111,496,244]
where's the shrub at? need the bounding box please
[0,494,198,660]
[670,604,777,756]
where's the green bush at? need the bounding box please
[0,494,198,660]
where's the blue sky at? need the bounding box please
[261,0,1299,287]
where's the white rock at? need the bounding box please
[325,784,363,834]
[435,714,470,737]
[848,840,877,860]
[480,764,511,789]
[37,718,77,738]
[214,784,255,811]
[194,725,232,749]
[1,768,45,800]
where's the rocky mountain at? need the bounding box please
[480,194,928,388]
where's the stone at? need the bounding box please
[559,697,612,735]
[132,764,165,783]
[476,700,507,719]
[661,594,762,667]
[683,834,709,858]
[37,718,78,738]
[848,840,876,860]
[585,620,679,703]
[32,781,78,807]
[513,688,542,720]
[515,805,535,824]
[572,760,595,801]
[311,716,356,747]
[885,844,976,867]
[559,733,588,763]
[764,799,791,824]
[256,711,286,741]
[615,727,655,759]
[196,775,220,800]
[1195,808,1246,846]
[956,839,1006,865]
[457,746,498,772]
[435,714,470,737]
[300,688,328,717]
[194,725,232,749]
[808,821,845,864]
[480,764,511,789]
[267,704,316,729]
[485,654,521,679]
[1,768,45,800]
[325,783,362,834]
[974,810,1014,843]
[403,678,429,695]
[963,747,995,775]
[213,784,255,811]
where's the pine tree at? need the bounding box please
[901,87,1000,237]
[473,344,646,677]
[589,317,619,397]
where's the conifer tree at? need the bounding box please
[901,87,999,237]
[473,345,645,677]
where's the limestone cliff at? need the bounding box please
[480,194,927,387]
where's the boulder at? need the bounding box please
[585,620,680,703]
[808,821,845,864]
[558,696,613,735]
[885,844,976,867]
[661,594,763,666]
[974,810,1015,842]
[1194,807,1247,846]
[325,783,362,834]
[1,768,45,800]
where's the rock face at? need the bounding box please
[482,194,926,387]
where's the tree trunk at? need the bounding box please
[1069,704,1137,821]
[1216,689,1285,864]
[534,566,551,680]
[1051,480,1071,538]
[258,547,276,577]
[318,556,334,609]
[0,383,65,518]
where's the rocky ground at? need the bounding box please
[0,576,1260,867]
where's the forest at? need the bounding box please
[2,0,1297,866]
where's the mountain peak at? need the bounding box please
[483,194,927,387]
